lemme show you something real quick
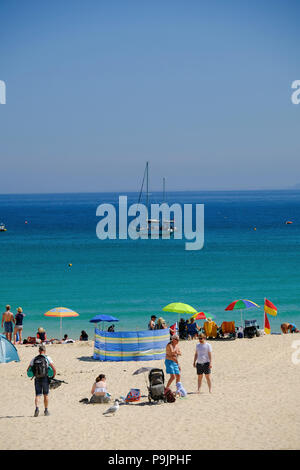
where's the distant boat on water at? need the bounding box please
[137,162,176,236]
[0,223,7,232]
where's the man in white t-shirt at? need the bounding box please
[193,333,212,393]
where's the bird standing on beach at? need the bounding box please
[103,399,120,417]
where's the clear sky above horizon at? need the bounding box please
[0,0,299,194]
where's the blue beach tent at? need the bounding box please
[0,335,20,363]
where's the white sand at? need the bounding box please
[0,334,299,450]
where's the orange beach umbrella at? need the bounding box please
[44,307,79,339]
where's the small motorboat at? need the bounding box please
[0,223,7,232]
[285,221,293,225]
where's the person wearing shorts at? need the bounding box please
[193,333,212,393]
[13,307,25,344]
[165,334,182,389]
[27,345,56,417]
[1,305,15,342]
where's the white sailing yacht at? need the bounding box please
[137,162,176,236]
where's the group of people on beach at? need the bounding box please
[26,332,212,418]
[1,305,89,345]
[148,315,168,330]
[1,305,25,344]
[165,332,212,395]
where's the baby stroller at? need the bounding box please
[148,368,166,403]
[244,319,259,338]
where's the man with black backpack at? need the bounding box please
[27,345,56,417]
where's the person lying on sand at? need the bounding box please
[281,323,299,334]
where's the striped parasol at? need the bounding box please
[44,307,79,339]
[225,299,260,326]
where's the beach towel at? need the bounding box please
[176,381,187,397]
[221,321,235,334]
[204,321,217,338]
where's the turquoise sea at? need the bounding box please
[0,190,299,339]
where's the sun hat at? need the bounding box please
[17,307,23,313]
[38,327,45,333]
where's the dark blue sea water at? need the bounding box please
[0,190,299,338]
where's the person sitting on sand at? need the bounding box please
[80,330,88,341]
[281,323,299,334]
[1,305,15,342]
[107,324,115,332]
[90,374,111,404]
[165,334,182,389]
[36,327,47,343]
[62,334,75,343]
[13,307,25,344]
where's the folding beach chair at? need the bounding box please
[220,321,236,339]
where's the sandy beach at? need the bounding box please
[0,334,299,450]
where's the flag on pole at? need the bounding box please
[264,299,277,316]
[264,313,271,334]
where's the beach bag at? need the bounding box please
[125,388,141,403]
[32,355,48,378]
[27,336,36,344]
[164,387,176,403]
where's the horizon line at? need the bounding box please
[0,188,299,197]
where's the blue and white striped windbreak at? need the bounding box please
[93,328,170,361]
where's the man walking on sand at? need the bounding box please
[193,333,212,393]
[1,305,15,342]
[27,345,56,417]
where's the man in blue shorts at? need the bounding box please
[1,305,15,342]
[27,345,56,417]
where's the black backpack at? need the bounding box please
[32,355,48,378]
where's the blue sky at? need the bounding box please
[0,0,299,193]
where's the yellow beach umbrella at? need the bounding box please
[162,302,198,328]
[162,302,197,315]
[44,307,79,339]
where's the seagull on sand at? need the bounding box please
[103,399,120,417]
